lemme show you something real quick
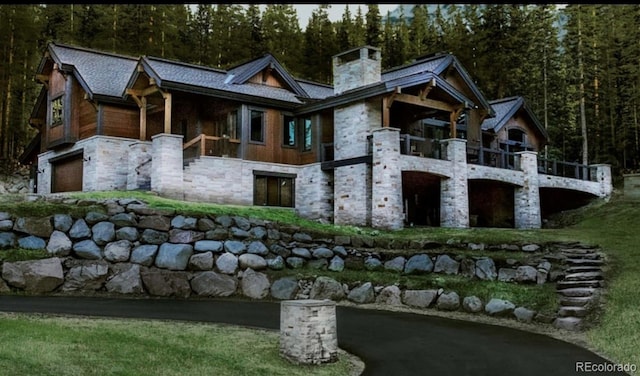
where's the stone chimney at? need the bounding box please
[332,46,381,95]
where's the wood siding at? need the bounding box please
[102,105,139,139]
[247,70,286,88]
[46,69,67,147]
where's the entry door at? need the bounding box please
[52,153,83,193]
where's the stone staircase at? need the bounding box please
[553,245,605,331]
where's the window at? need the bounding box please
[283,114,296,147]
[250,109,264,143]
[51,95,64,126]
[303,117,312,151]
[254,172,295,207]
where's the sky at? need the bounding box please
[291,4,398,29]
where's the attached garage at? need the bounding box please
[51,150,84,193]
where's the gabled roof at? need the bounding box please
[382,52,495,116]
[226,54,308,97]
[39,43,138,101]
[482,96,548,139]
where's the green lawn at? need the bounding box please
[0,313,355,376]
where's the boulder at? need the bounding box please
[188,252,214,271]
[215,215,234,228]
[309,276,345,301]
[216,252,238,274]
[267,255,285,270]
[0,279,9,293]
[190,271,237,297]
[402,290,437,309]
[0,220,13,231]
[247,241,269,256]
[169,229,204,244]
[206,228,228,240]
[553,317,583,331]
[433,254,459,275]
[347,282,375,304]
[194,240,224,253]
[110,212,138,228]
[515,266,538,283]
[332,246,348,257]
[238,253,267,270]
[130,245,158,266]
[18,235,46,250]
[0,232,17,249]
[462,296,484,313]
[404,254,433,274]
[270,277,298,300]
[475,258,497,281]
[69,219,92,239]
[498,268,517,282]
[270,244,290,258]
[171,215,197,230]
[460,258,476,278]
[13,216,53,238]
[292,232,312,243]
[92,221,116,246]
[140,268,191,298]
[230,227,250,239]
[140,229,169,244]
[224,240,246,255]
[155,243,193,270]
[62,260,109,291]
[249,226,267,240]
[292,247,311,259]
[522,244,541,252]
[485,298,516,316]
[233,216,251,231]
[514,307,536,323]
[436,291,461,311]
[308,259,328,270]
[241,268,270,299]
[104,240,132,263]
[2,258,64,292]
[197,218,216,232]
[85,211,110,225]
[73,240,102,260]
[384,256,406,273]
[105,263,144,294]
[328,256,345,272]
[53,214,73,232]
[375,285,402,306]
[138,215,171,231]
[46,230,73,256]
[286,256,305,269]
[312,247,334,259]
[116,227,139,241]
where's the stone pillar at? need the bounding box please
[280,300,338,365]
[371,128,403,230]
[151,133,184,200]
[514,151,541,229]
[591,164,612,198]
[440,138,469,228]
[332,101,379,227]
[127,141,153,190]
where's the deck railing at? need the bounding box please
[183,134,241,160]
[538,158,593,181]
[399,134,445,160]
[467,145,519,170]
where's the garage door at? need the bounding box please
[52,153,83,193]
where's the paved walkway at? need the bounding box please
[0,296,627,376]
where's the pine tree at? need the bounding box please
[262,4,304,75]
[365,5,382,48]
[303,5,336,83]
[337,5,353,52]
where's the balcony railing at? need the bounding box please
[538,158,593,181]
[183,134,241,161]
[399,134,445,160]
[467,145,519,170]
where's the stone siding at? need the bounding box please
[151,134,184,200]
[371,128,403,230]
[280,300,338,364]
[514,151,541,229]
[127,141,152,191]
[332,47,381,95]
[440,139,469,228]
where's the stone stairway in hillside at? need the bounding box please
[553,245,605,331]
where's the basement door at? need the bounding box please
[52,152,83,193]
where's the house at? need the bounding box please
[22,43,612,230]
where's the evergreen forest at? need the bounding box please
[1,4,639,177]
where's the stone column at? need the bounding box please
[591,164,612,198]
[371,127,403,230]
[514,151,541,229]
[127,141,153,190]
[280,300,338,365]
[151,133,184,200]
[440,138,469,228]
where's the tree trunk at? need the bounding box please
[578,10,589,165]
[2,11,15,160]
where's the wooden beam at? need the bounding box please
[382,97,390,127]
[126,86,160,98]
[393,93,455,112]
[140,96,147,140]
[449,107,464,139]
[419,78,436,100]
[162,91,172,134]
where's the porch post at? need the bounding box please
[151,133,184,200]
[514,151,541,229]
[440,138,469,228]
[139,96,147,140]
[162,92,172,134]
[371,127,403,230]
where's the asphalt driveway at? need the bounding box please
[0,296,627,376]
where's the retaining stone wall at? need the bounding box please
[0,197,596,328]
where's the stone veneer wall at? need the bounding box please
[127,141,153,191]
[183,157,333,223]
[37,136,139,194]
[371,128,403,230]
[440,139,469,228]
[515,151,541,229]
[151,134,184,200]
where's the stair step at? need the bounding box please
[564,259,604,266]
[557,287,599,297]
[557,280,601,289]
[559,296,594,307]
[558,306,589,317]
[566,266,602,273]
[562,253,601,260]
[564,271,604,281]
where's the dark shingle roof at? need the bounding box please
[46,44,138,99]
[381,54,451,82]
[482,96,548,140]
